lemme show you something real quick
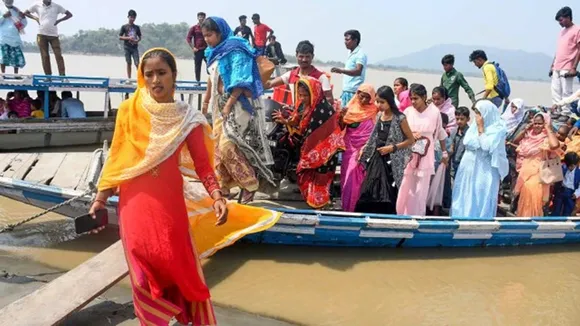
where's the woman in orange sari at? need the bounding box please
[513,112,560,217]
[340,84,378,211]
[273,77,344,208]
[89,48,280,325]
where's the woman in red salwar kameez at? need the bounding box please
[89,48,280,326]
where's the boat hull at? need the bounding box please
[0,119,115,150]
[2,177,580,248]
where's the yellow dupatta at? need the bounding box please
[98,48,281,258]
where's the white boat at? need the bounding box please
[0,74,208,150]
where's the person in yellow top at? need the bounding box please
[28,99,44,118]
[29,99,44,118]
[469,50,503,108]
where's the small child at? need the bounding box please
[450,107,470,177]
[29,99,44,119]
[552,152,580,216]
[558,125,570,142]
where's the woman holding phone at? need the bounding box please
[89,48,280,325]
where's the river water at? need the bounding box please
[2,54,580,325]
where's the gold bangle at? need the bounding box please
[213,197,227,207]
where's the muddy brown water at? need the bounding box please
[2,196,580,326]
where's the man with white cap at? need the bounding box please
[0,0,27,75]
[24,0,72,76]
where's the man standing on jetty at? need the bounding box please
[550,6,580,116]
[186,12,207,82]
[24,0,72,76]
[251,13,272,56]
[440,54,476,108]
[119,9,141,80]
[331,29,367,107]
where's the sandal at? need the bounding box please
[240,189,256,204]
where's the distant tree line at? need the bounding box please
[21,23,540,81]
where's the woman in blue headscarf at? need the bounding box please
[451,99,509,218]
[201,16,275,203]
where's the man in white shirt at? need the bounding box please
[265,40,333,104]
[24,0,72,76]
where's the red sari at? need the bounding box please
[293,77,345,208]
[119,126,219,325]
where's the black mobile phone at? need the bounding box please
[74,209,108,234]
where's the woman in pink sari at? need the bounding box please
[340,84,378,211]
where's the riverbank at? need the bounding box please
[0,249,296,326]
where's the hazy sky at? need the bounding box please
[17,0,575,62]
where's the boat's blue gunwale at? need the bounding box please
[3,177,580,248]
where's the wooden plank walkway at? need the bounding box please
[50,153,93,189]
[0,241,128,326]
[24,153,67,185]
[0,153,18,173]
[1,153,38,179]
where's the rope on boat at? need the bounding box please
[0,183,96,234]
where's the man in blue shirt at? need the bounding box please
[60,91,86,118]
[331,29,368,107]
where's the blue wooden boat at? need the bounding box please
[2,149,580,248]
